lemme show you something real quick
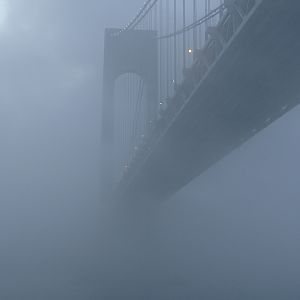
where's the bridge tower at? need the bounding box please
[101,28,158,191]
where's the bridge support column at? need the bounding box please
[101,28,158,191]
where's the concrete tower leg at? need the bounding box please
[101,28,158,194]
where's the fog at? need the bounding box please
[0,0,300,299]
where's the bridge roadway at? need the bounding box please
[116,0,300,200]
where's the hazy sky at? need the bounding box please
[0,1,142,299]
[0,1,300,299]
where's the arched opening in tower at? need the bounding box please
[113,72,149,183]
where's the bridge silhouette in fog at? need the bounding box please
[101,0,300,200]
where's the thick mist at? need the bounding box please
[1,1,300,299]
[0,0,141,298]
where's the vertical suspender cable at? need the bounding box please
[173,0,177,85]
[205,0,208,41]
[209,1,212,16]
[155,1,158,114]
[148,9,152,30]
[124,73,132,165]
[166,0,170,98]
[154,1,158,31]
[130,75,132,162]
[183,0,186,70]
[208,0,211,26]
[127,74,130,161]
[129,73,133,160]
[159,0,163,104]
[198,1,202,48]
[146,7,149,29]
[193,0,197,58]
[219,0,223,19]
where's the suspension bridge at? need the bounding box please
[101,0,300,200]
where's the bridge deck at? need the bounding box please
[117,0,300,200]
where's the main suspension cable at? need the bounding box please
[157,4,225,40]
